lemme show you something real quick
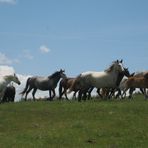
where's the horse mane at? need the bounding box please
[4,75,13,80]
[48,71,60,79]
[104,64,114,73]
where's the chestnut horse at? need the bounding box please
[122,72,148,98]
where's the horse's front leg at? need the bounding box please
[143,88,148,99]
[48,90,52,101]
[51,89,55,100]
[121,88,128,99]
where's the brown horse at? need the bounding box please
[122,72,148,98]
[59,77,78,100]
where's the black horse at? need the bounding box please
[1,85,16,103]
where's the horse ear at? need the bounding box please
[120,59,123,63]
[131,73,135,77]
[116,60,119,63]
[60,69,65,73]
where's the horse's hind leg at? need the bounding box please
[32,88,37,101]
[25,87,33,101]
[129,88,134,99]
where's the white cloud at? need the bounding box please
[0,65,15,76]
[0,0,17,5]
[39,45,50,54]
[0,52,12,65]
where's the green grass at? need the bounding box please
[0,95,148,148]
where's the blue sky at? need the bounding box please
[0,0,148,77]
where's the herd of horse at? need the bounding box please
[0,60,148,103]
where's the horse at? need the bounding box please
[20,69,66,101]
[69,60,125,101]
[122,72,148,98]
[115,71,135,98]
[0,74,20,101]
[59,77,78,100]
[96,67,131,99]
[1,85,16,103]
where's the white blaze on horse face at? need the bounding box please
[119,62,124,72]
[116,62,124,73]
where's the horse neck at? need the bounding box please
[116,73,124,86]
[4,76,14,85]
[51,75,61,85]
[109,69,121,83]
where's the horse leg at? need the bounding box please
[108,89,114,99]
[143,88,148,99]
[78,90,82,102]
[129,88,134,99]
[51,89,55,100]
[32,88,37,101]
[97,88,103,99]
[64,90,69,101]
[82,90,87,101]
[48,90,52,101]
[140,88,145,95]
[88,87,94,100]
[115,88,121,99]
[59,88,64,100]
[73,91,77,100]
[24,87,33,101]
[121,88,129,99]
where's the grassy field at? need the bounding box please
[0,95,148,148]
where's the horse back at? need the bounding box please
[126,76,148,88]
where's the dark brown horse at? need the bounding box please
[59,77,78,100]
[20,69,66,101]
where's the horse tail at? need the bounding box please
[20,77,31,96]
[59,80,63,98]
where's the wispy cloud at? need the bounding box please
[0,52,12,65]
[0,0,17,5]
[39,45,51,54]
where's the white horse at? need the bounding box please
[0,74,21,101]
[69,60,125,101]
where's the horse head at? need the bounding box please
[106,60,124,73]
[13,73,21,85]
[59,69,67,79]
[114,59,124,73]
[123,68,130,77]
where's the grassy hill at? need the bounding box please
[0,95,148,148]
